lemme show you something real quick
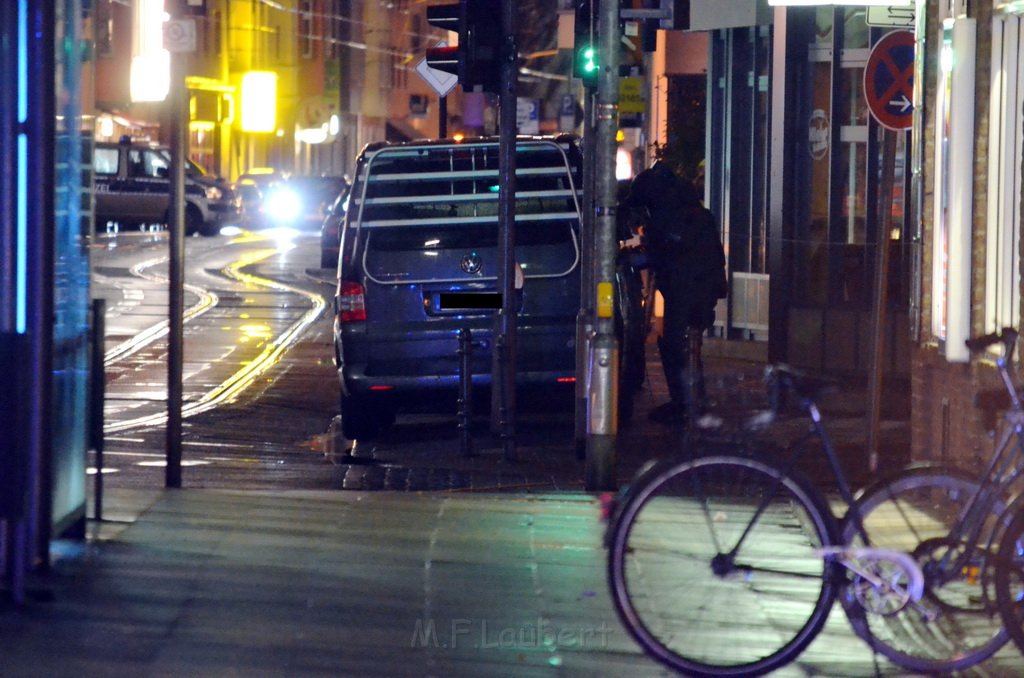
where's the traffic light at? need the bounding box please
[574,0,598,88]
[425,1,502,94]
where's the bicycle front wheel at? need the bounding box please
[607,454,840,677]
[840,466,1008,673]
[995,504,1024,655]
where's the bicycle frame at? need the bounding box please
[914,352,1024,582]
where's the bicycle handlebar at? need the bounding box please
[965,327,1022,411]
[744,364,834,430]
[965,327,1018,360]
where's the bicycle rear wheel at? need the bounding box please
[607,454,840,676]
[840,466,1009,673]
[995,504,1024,655]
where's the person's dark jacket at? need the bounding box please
[620,163,728,311]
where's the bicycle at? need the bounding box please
[985,330,1024,657]
[605,331,1022,676]
[997,494,1024,657]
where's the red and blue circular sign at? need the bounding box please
[864,30,915,130]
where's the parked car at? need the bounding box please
[319,184,350,268]
[93,136,239,235]
[332,135,583,440]
[185,160,242,230]
[234,168,287,230]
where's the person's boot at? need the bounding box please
[649,372,689,424]
[650,336,687,424]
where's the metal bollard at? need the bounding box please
[91,299,107,521]
[457,328,475,457]
[585,332,618,491]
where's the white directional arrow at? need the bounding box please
[888,93,912,113]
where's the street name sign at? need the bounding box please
[866,6,915,28]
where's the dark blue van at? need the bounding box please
[332,136,583,440]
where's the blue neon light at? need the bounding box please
[16,0,28,333]
[17,136,27,334]
[18,0,27,122]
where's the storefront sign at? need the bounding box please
[619,77,646,114]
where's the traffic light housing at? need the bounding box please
[425,1,502,94]
[574,0,598,88]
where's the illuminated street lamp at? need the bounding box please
[241,71,278,133]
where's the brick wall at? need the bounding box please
[911,345,1001,469]
[911,1,1003,470]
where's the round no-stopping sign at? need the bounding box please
[864,30,915,130]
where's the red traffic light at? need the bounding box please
[425,45,460,77]
[425,1,501,94]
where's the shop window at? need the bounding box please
[299,0,314,59]
[328,0,341,58]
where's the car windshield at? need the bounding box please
[155,148,208,177]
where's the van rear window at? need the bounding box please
[368,220,576,252]
[351,139,582,230]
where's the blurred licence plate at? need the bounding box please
[438,292,502,310]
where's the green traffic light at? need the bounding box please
[580,46,597,73]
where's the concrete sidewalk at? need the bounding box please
[8,485,1023,677]
[0,490,895,677]
[3,340,1021,676]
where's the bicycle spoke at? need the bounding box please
[841,468,1008,673]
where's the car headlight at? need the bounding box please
[264,188,301,221]
[206,185,223,200]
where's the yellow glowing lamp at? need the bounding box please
[241,71,278,133]
[452,132,465,142]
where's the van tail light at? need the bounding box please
[336,281,366,322]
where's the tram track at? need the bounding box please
[100,236,328,434]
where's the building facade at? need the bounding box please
[85,0,450,182]
[912,0,1024,469]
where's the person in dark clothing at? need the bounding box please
[619,161,727,424]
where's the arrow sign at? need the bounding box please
[863,30,915,130]
[889,93,912,113]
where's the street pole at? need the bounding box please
[439,95,447,138]
[166,3,188,488]
[575,85,595,459]
[585,0,620,491]
[867,129,897,473]
[493,0,519,462]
